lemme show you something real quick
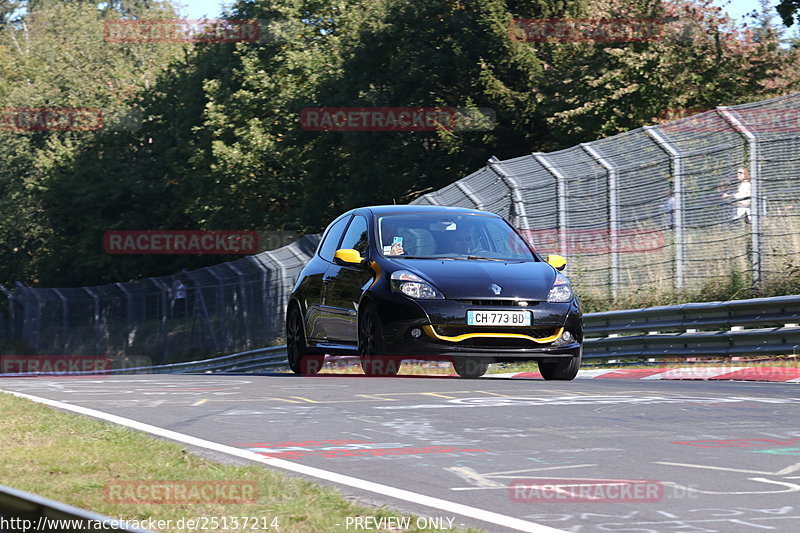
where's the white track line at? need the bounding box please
[2,389,565,533]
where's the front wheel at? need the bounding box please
[538,348,582,381]
[359,303,401,377]
[286,305,324,375]
[453,358,489,379]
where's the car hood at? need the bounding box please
[391,259,558,300]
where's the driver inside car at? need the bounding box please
[439,228,473,254]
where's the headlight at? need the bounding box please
[391,270,444,299]
[547,272,573,303]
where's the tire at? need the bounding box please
[538,348,582,381]
[453,358,489,379]
[286,305,324,375]
[358,303,401,377]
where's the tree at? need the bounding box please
[0,1,184,286]
[777,0,800,27]
[5,0,800,286]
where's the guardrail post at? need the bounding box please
[532,153,569,257]
[488,156,530,229]
[580,143,620,300]
[644,125,685,289]
[717,106,761,290]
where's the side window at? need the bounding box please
[318,215,351,262]
[339,215,369,255]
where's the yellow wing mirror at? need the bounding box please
[334,249,365,266]
[546,254,567,271]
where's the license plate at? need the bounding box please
[467,310,531,326]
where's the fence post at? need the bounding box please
[489,156,530,229]
[248,256,271,342]
[416,193,440,205]
[717,106,761,290]
[644,125,685,290]
[532,153,568,256]
[115,282,133,351]
[262,251,287,337]
[225,262,251,350]
[83,288,100,356]
[580,143,619,300]
[149,279,170,363]
[185,271,221,353]
[31,287,42,353]
[454,181,484,210]
[204,270,228,352]
[0,285,13,342]
[52,289,69,352]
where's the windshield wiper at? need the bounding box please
[465,255,508,261]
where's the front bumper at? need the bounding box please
[373,293,583,361]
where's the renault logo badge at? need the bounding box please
[490,284,502,295]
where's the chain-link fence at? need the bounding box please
[1,92,799,361]
[412,92,800,301]
[1,236,319,363]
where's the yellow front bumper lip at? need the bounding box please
[422,325,564,344]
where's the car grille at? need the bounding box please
[455,299,539,307]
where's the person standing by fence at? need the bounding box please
[171,279,187,318]
[723,166,752,222]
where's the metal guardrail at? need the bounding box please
[0,346,288,377]
[2,296,798,375]
[121,295,800,366]
[583,295,800,335]
[0,484,154,532]
[582,295,800,360]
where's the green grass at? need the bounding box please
[0,393,483,533]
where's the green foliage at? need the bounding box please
[777,0,800,26]
[0,1,184,285]
[2,0,800,287]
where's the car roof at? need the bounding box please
[361,205,501,217]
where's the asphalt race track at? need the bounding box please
[2,373,800,533]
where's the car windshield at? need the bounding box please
[377,213,536,261]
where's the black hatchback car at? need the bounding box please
[286,205,583,379]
